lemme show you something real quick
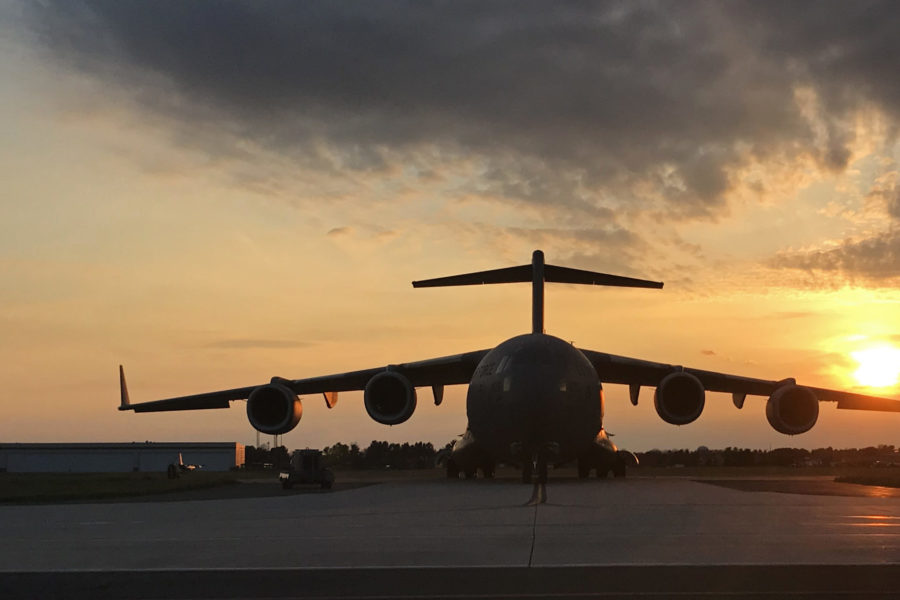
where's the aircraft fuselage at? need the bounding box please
[464,333,605,469]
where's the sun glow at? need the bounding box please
[851,345,900,388]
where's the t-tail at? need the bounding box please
[412,250,663,334]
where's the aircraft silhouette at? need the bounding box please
[119,250,900,484]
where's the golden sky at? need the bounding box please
[1,2,900,451]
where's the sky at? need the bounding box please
[2,1,900,453]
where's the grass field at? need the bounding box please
[2,465,899,504]
[0,471,245,504]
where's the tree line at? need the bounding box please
[245,441,898,470]
[637,445,899,468]
[244,441,451,470]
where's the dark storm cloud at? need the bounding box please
[25,1,900,217]
[770,231,900,281]
[730,2,900,134]
[771,173,900,283]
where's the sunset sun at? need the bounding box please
[851,345,900,388]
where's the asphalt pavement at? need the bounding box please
[3,475,900,598]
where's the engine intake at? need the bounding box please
[766,385,818,435]
[246,383,303,434]
[654,371,705,425]
[365,371,417,425]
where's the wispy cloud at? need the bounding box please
[205,339,313,349]
[327,227,353,238]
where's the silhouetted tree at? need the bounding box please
[322,442,351,468]
[271,445,291,469]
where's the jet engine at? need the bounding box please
[364,371,417,425]
[246,383,303,434]
[654,371,705,425]
[766,384,818,435]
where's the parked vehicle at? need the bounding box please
[279,449,334,490]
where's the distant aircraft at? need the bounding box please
[165,452,200,479]
[119,250,900,484]
[177,452,200,472]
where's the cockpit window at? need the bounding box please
[495,355,510,374]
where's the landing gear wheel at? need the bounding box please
[536,455,548,485]
[521,460,533,484]
[612,462,626,478]
[577,458,590,479]
[446,458,461,479]
[464,469,476,480]
[481,464,495,479]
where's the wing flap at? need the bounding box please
[580,349,900,411]
[124,387,256,412]
[119,365,258,412]
[819,388,900,412]
[281,349,490,393]
[118,349,490,414]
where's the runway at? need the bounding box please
[3,476,900,598]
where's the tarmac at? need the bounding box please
[3,475,900,598]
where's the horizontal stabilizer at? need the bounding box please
[413,265,532,287]
[413,250,663,334]
[544,265,662,289]
[413,262,662,290]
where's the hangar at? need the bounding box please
[0,442,245,473]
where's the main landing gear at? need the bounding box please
[446,458,495,479]
[577,453,629,479]
[520,442,558,484]
[521,455,548,484]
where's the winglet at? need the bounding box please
[119,365,132,410]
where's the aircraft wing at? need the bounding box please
[119,349,491,412]
[579,349,900,411]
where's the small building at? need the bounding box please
[0,442,245,473]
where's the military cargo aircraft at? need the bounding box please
[119,250,900,484]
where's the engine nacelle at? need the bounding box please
[246,383,303,435]
[766,384,819,435]
[364,371,417,425]
[654,371,705,425]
